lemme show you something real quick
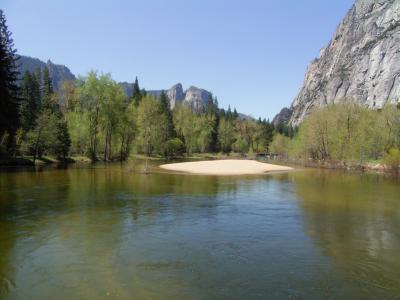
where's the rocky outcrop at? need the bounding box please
[18,55,76,90]
[166,83,185,108]
[272,107,293,126]
[148,84,212,111]
[289,0,400,126]
[183,86,211,112]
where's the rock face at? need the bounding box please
[183,86,211,112]
[18,56,76,90]
[289,0,400,126]
[148,84,212,111]
[166,83,185,108]
[272,107,293,126]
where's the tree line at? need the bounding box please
[1,9,280,162]
[58,72,277,161]
[270,101,400,170]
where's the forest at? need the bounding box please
[1,8,399,171]
[16,71,278,162]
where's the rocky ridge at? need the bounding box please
[18,55,76,90]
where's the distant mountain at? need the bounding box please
[18,55,76,90]
[18,55,252,117]
[147,83,213,111]
[286,0,400,126]
[18,56,214,111]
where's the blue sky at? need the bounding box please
[3,0,353,119]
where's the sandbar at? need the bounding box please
[159,159,293,175]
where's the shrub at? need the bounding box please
[383,148,400,173]
[270,134,290,158]
[165,138,185,158]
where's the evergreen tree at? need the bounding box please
[0,9,20,155]
[233,108,239,119]
[219,108,226,119]
[132,76,142,106]
[158,91,176,149]
[20,71,40,131]
[205,94,215,115]
[42,67,54,111]
[205,95,219,152]
[35,69,71,160]
[54,119,71,160]
[227,105,232,120]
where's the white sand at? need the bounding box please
[159,160,293,175]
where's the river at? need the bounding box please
[0,162,399,299]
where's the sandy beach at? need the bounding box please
[159,159,293,175]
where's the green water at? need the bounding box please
[0,162,399,299]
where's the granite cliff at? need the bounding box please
[288,0,400,126]
[148,83,212,111]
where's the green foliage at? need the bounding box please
[158,91,176,144]
[275,122,295,138]
[117,101,136,160]
[253,119,274,153]
[66,111,89,155]
[164,138,185,158]
[20,71,40,131]
[132,76,142,106]
[42,67,55,111]
[283,102,400,165]
[383,148,400,172]
[173,106,197,155]
[136,96,163,156]
[54,119,71,160]
[232,137,248,154]
[17,65,72,161]
[22,110,58,162]
[218,117,235,153]
[0,9,20,155]
[197,113,216,153]
[234,120,257,152]
[270,134,291,157]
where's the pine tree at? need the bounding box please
[205,94,215,116]
[20,71,40,131]
[36,69,71,160]
[42,67,54,111]
[132,76,142,106]
[205,94,219,152]
[54,119,71,160]
[0,9,20,155]
[227,105,232,120]
[233,108,239,119]
[158,90,176,141]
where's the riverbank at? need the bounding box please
[160,159,293,175]
[0,155,92,167]
[266,157,397,174]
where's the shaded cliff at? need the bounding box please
[18,55,76,90]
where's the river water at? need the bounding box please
[0,162,399,299]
